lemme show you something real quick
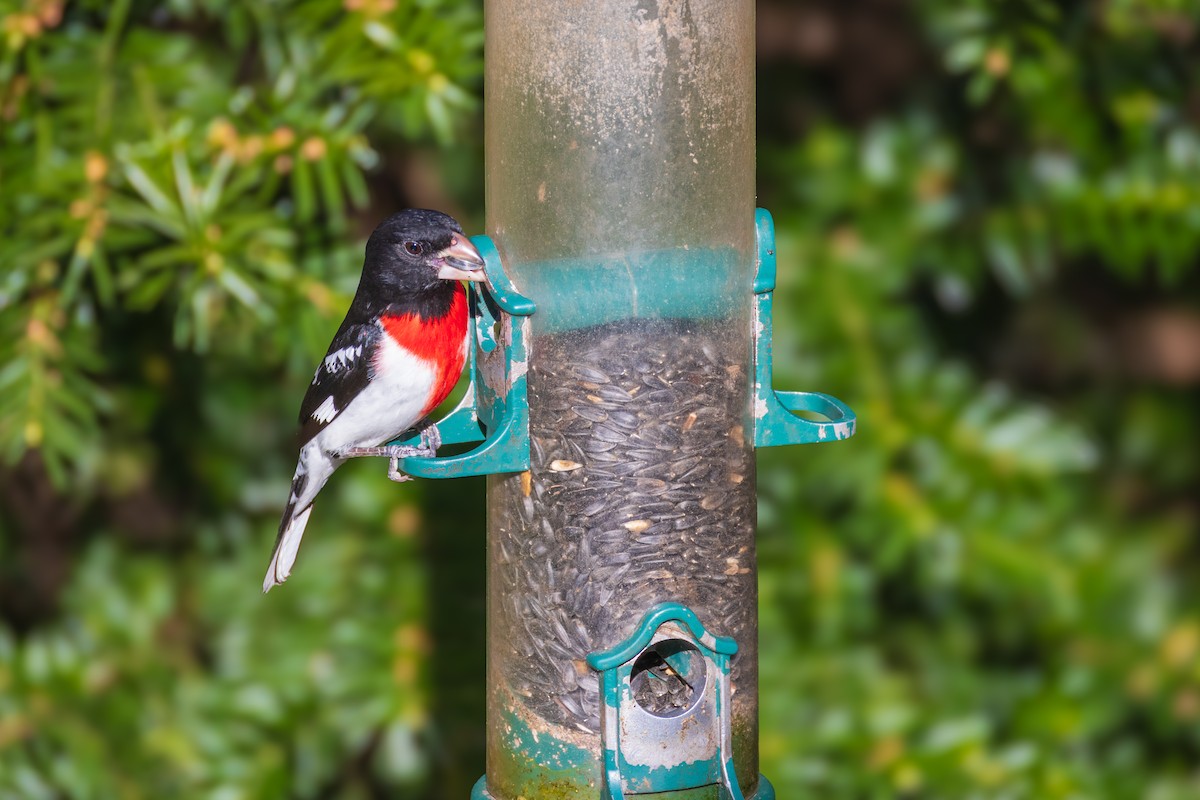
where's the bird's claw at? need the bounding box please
[387,457,414,483]
[387,423,440,481]
[417,421,441,455]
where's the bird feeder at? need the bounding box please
[385,1,855,797]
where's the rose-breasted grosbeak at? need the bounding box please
[264,209,485,591]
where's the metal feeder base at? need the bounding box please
[470,775,777,800]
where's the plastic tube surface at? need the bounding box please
[484,1,757,796]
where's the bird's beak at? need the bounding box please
[435,235,486,282]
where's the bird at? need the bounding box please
[264,209,485,592]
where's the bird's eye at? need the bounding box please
[403,240,423,256]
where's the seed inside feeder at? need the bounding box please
[490,317,758,732]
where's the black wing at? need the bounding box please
[297,322,380,447]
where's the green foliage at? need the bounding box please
[2,1,479,795]
[927,0,1200,287]
[0,0,480,478]
[754,2,1200,796]
[2,1,1200,798]
[1,496,433,799]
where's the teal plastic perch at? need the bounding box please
[752,208,857,448]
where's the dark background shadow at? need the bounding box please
[421,476,488,797]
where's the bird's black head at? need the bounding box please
[361,209,485,301]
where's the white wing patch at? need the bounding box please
[311,344,363,385]
[311,396,337,423]
[325,344,362,370]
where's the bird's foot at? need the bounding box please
[338,443,435,483]
[416,420,441,455]
[387,423,441,482]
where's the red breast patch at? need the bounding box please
[380,285,468,417]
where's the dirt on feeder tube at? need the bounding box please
[487,317,759,756]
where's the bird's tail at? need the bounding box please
[263,447,336,592]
